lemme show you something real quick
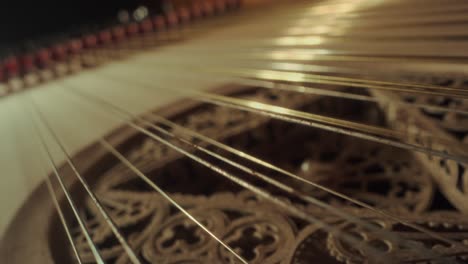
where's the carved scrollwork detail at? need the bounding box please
[371,74,468,212]
[142,208,229,263]
[219,214,296,264]
[73,192,170,262]
[325,211,468,263]
[289,210,468,264]
[293,132,433,213]
[64,89,468,263]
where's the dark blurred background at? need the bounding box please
[0,0,165,53]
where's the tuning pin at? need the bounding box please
[98,30,112,45]
[4,56,24,91]
[4,56,19,78]
[214,0,227,13]
[152,16,166,31]
[0,62,5,83]
[20,53,35,73]
[68,39,83,55]
[112,26,126,42]
[126,22,140,37]
[36,48,52,68]
[50,42,68,76]
[202,1,215,17]
[0,70,7,96]
[18,49,40,86]
[191,2,203,19]
[140,19,154,34]
[80,34,98,67]
[52,43,67,61]
[178,7,191,24]
[166,11,179,28]
[66,39,84,72]
[227,0,241,9]
[83,34,98,49]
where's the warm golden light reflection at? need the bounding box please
[257,69,306,83]
[285,25,348,36]
[282,0,371,50]
[267,49,330,61]
[286,25,332,35]
[274,36,324,46]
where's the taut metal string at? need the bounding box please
[43,175,83,264]
[10,0,468,263]
[26,98,105,264]
[89,71,468,165]
[99,139,248,264]
[60,83,461,263]
[196,92,468,163]
[28,97,142,264]
[58,84,396,262]
[68,85,462,251]
[127,60,468,116]
[12,99,83,263]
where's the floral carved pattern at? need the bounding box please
[62,88,468,263]
[371,73,468,213]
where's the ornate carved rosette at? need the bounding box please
[45,86,468,263]
[370,73,468,213]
